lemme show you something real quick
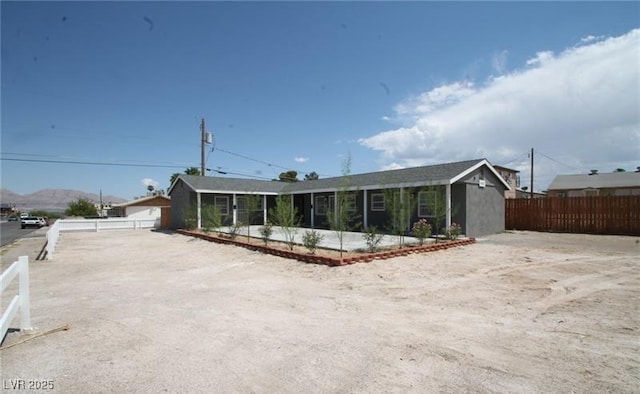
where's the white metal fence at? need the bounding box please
[1,256,31,343]
[45,218,158,259]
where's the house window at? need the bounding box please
[418,191,436,217]
[315,196,328,216]
[371,193,385,211]
[345,194,356,213]
[214,196,229,215]
[328,195,335,213]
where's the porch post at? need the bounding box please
[232,194,238,225]
[310,192,315,228]
[334,191,338,226]
[445,183,452,228]
[196,192,202,229]
[290,194,294,222]
[263,195,267,224]
[363,189,368,230]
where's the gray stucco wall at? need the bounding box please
[170,180,196,229]
[455,168,505,237]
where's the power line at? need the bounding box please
[214,147,292,171]
[537,151,581,171]
[214,146,335,178]
[1,157,193,169]
[500,152,529,166]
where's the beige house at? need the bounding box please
[547,171,640,197]
[493,165,520,199]
[112,195,171,226]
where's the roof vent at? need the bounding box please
[589,169,598,175]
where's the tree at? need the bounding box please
[185,167,201,176]
[65,198,98,217]
[278,170,299,182]
[614,168,626,172]
[383,187,413,248]
[242,192,263,241]
[269,194,301,250]
[201,203,222,233]
[327,153,359,258]
[170,167,202,185]
[304,171,319,181]
[422,185,458,243]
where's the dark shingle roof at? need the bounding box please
[177,175,287,194]
[282,158,487,193]
[170,158,505,195]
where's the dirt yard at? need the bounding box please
[1,230,638,393]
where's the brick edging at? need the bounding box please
[176,229,475,267]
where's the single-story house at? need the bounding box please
[111,195,171,226]
[547,171,640,197]
[168,158,510,237]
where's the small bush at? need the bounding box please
[184,205,198,230]
[260,223,273,245]
[228,222,244,239]
[363,226,384,252]
[411,219,432,245]
[446,223,462,240]
[201,204,222,233]
[302,230,324,254]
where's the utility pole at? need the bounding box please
[200,118,213,176]
[530,147,534,199]
[200,119,206,176]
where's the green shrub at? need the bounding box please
[302,230,324,254]
[363,226,384,252]
[228,222,244,239]
[446,223,462,240]
[201,204,222,233]
[260,223,273,245]
[411,219,432,245]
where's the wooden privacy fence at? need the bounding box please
[506,196,640,236]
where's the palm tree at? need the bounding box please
[170,167,202,186]
[185,167,201,176]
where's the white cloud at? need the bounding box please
[294,156,309,163]
[526,50,554,66]
[360,29,640,191]
[141,178,159,188]
[492,50,509,74]
[579,35,605,45]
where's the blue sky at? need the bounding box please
[2,1,638,200]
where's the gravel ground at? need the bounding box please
[1,229,638,393]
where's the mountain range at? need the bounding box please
[0,188,127,212]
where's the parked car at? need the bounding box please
[21,216,44,229]
[8,216,19,221]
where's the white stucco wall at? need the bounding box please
[125,206,163,221]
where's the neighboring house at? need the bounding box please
[111,195,171,226]
[493,165,520,199]
[515,189,547,199]
[168,158,510,237]
[94,202,113,217]
[547,171,640,197]
[1,203,15,217]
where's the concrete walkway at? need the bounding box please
[217,225,426,251]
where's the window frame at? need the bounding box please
[371,193,385,211]
[315,195,328,216]
[214,196,229,215]
[418,190,436,218]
